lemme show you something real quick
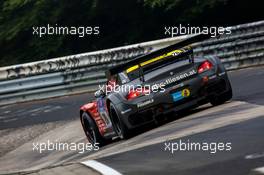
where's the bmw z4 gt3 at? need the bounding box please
[80,34,232,146]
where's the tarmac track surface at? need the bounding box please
[0,66,264,174]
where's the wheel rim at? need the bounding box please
[111,107,123,137]
[82,115,96,144]
[115,117,122,135]
[87,125,96,143]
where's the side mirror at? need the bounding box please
[94,89,105,98]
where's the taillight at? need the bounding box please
[126,87,150,100]
[127,90,141,100]
[198,60,213,73]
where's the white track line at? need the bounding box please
[251,167,264,175]
[81,160,123,175]
[245,152,264,160]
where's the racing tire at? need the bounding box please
[109,103,131,139]
[210,81,233,106]
[81,112,106,147]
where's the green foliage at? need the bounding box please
[0,0,99,65]
[0,0,263,66]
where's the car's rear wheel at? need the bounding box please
[81,112,106,146]
[210,81,233,106]
[109,103,130,139]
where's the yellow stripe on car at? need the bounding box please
[126,65,139,73]
[126,49,184,73]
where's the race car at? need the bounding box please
[80,34,232,146]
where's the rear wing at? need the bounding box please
[106,34,211,79]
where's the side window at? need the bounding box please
[118,72,130,84]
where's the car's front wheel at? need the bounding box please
[109,103,130,139]
[81,112,106,146]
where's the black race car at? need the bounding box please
[80,34,232,146]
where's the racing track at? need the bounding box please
[0,66,264,175]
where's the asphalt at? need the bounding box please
[0,66,264,175]
[98,117,264,175]
[6,164,101,175]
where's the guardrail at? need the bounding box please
[0,20,264,106]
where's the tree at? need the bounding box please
[0,0,263,66]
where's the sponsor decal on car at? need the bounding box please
[171,88,191,102]
[97,98,111,125]
[182,88,191,97]
[137,99,154,108]
[126,47,191,73]
[155,69,197,89]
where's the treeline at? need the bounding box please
[0,0,263,66]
